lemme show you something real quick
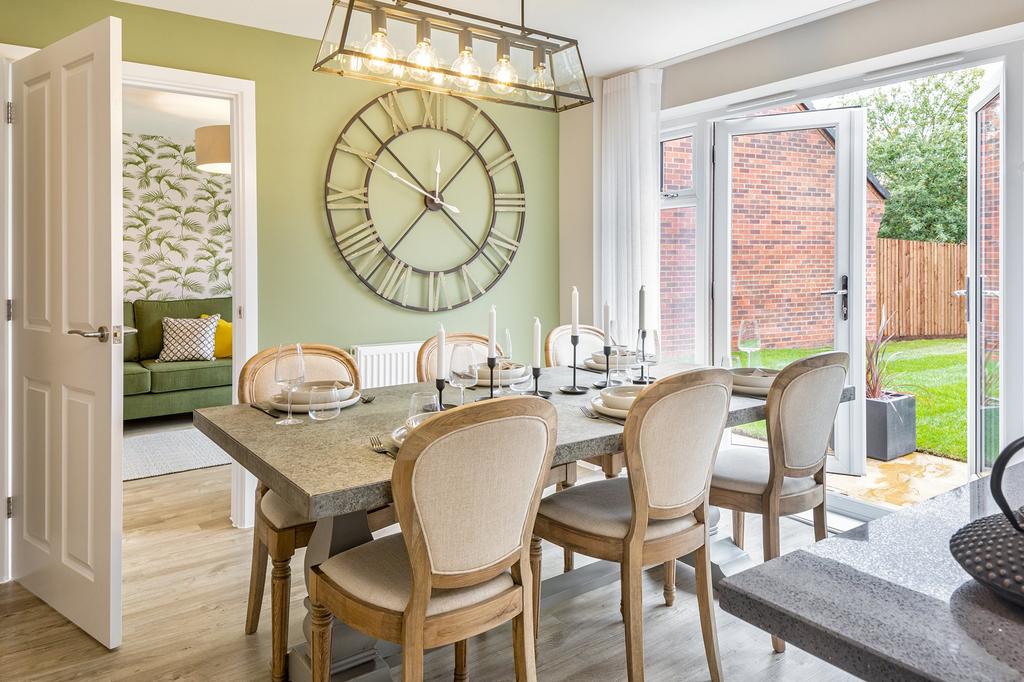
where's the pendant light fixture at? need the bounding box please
[194,125,231,175]
[314,0,593,113]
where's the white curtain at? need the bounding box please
[599,68,662,342]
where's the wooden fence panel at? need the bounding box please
[876,238,967,338]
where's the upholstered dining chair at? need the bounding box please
[544,323,611,369]
[710,351,849,654]
[238,343,394,682]
[532,368,733,682]
[308,396,558,682]
[415,332,502,382]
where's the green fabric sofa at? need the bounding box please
[123,297,233,420]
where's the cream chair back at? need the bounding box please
[393,397,557,582]
[624,368,733,514]
[767,352,849,472]
[238,344,360,404]
[544,324,610,367]
[416,332,502,382]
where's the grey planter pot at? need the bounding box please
[866,393,917,461]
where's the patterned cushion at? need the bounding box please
[158,315,220,362]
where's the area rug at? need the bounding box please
[123,427,231,481]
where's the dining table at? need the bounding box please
[194,363,855,682]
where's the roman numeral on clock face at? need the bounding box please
[380,91,411,135]
[485,232,520,268]
[494,193,526,212]
[419,91,447,130]
[337,135,377,169]
[326,183,369,210]
[486,150,516,176]
[335,219,380,266]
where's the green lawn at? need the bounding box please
[736,338,968,461]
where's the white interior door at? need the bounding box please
[967,76,1002,477]
[712,108,867,476]
[11,17,123,649]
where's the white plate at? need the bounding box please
[590,395,629,420]
[591,350,637,364]
[286,380,354,404]
[474,361,528,384]
[270,390,361,413]
[729,368,779,390]
[600,384,643,410]
[585,358,613,371]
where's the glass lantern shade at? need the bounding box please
[314,0,593,113]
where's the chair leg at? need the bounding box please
[513,570,538,682]
[695,541,723,682]
[245,526,268,634]
[662,560,676,607]
[530,536,542,639]
[402,634,425,682]
[732,510,745,550]
[621,558,645,681]
[454,640,468,682]
[762,508,785,654]
[310,600,333,682]
[271,557,292,682]
[813,500,828,542]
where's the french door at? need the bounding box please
[712,108,867,476]
[10,17,124,648]
[967,78,1002,477]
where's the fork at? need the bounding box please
[360,394,377,404]
[578,405,625,426]
[369,434,394,457]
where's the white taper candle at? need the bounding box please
[571,286,580,336]
[533,317,542,368]
[603,302,611,345]
[436,323,446,379]
[488,305,497,358]
[638,285,646,330]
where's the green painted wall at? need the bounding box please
[0,0,560,357]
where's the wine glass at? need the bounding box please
[274,344,305,426]
[493,328,514,396]
[508,365,534,394]
[634,329,660,384]
[737,319,761,368]
[308,385,341,421]
[448,343,479,405]
[608,345,631,386]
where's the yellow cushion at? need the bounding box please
[200,314,232,358]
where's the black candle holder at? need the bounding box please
[435,377,446,410]
[634,329,655,385]
[560,334,589,395]
[476,356,498,401]
[532,366,552,399]
[593,344,612,389]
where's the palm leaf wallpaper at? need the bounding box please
[122,132,233,301]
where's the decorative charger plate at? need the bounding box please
[950,436,1024,608]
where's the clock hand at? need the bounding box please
[372,160,461,214]
[434,151,441,200]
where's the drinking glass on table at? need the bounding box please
[448,343,479,405]
[274,343,305,426]
[494,328,514,396]
[608,345,631,386]
[738,319,761,368]
[634,329,660,383]
[308,385,341,421]
[408,391,440,427]
[508,365,534,394]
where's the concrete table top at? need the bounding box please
[194,364,853,520]
[718,462,1024,681]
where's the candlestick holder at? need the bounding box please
[634,329,655,385]
[559,334,589,395]
[593,344,612,389]
[435,377,447,411]
[532,366,552,399]
[476,356,498,401]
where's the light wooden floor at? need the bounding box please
[0,465,855,681]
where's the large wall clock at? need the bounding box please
[325,88,525,311]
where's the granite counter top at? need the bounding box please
[718,463,1024,681]
[195,365,852,520]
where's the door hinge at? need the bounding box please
[5,101,12,125]
[6,497,12,519]
[6,299,12,322]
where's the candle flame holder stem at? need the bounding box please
[559,335,589,395]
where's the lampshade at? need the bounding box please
[194,125,231,174]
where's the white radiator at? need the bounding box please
[352,341,421,388]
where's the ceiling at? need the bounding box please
[123,86,230,139]
[120,0,879,77]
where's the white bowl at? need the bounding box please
[729,368,779,391]
[474,361,528,383]
[591,350,637,364]
[600,384,643,411]
[287,380,354,404]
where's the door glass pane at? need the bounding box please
[660,206,697,362]
[729,127,838,445]
[977,94,1001,468]
[661,136,693,192]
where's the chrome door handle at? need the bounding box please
[953,289,967,297]
[818,275,849,320]
[67,326,109,343]
[818,289,849,296]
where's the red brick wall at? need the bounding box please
[979,94,1000,364]
[659,105,885,356]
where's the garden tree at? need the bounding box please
[831,68,984,243]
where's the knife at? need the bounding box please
[251,403,283,418]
